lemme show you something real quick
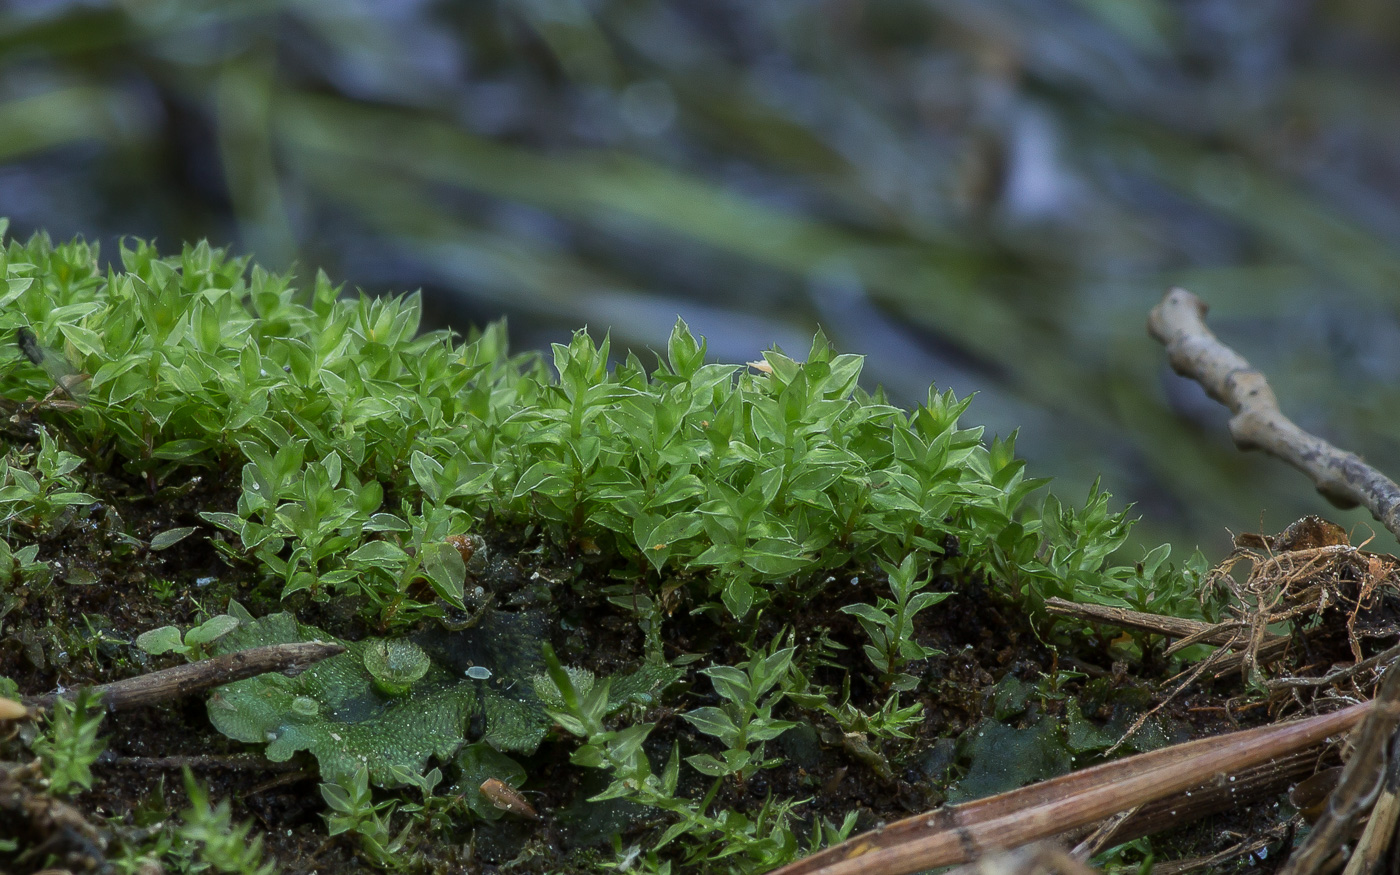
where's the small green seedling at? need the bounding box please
[839,554,948,689]
[135,614,240,660]
[148,577,179,601]
[321,764,410,867]
[681,636,797,783]
[0,537,50,590]
[388,764,479,837]
[0,430,95,534]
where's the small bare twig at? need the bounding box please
[1268,640,1400,691]
[1104,638,1240,756]
[249,767,319,795]
[1148,288,1400,541]
[24,641,345,712]
[1044,598,1228,643]
[1150,823,1292,875]
[1042,596,1295,665]
[1069,809,1137,861]
[1043,595,1309,684]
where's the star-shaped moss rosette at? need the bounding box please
[206,606,682,787]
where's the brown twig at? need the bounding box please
[1101,748,1326,847]
[1042,596,1304,682]
[1042,597,1293,662]
[24,641,346,712]
[769,701,1368,875]
[1268,640,1400,690]
[1104,637,1239,756]
[1044,598,1221,642]
[1070,808,1138,861]
[1148,288,1400,541]
[1163,620,1250,657]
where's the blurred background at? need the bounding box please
[2,0,1400,557]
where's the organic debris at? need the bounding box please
[1202,515,1400,694]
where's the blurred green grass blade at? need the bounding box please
[277,94,886,273]
[0,87,124,161]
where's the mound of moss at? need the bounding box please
[0,224,1208,873]
[0,222,1200,625]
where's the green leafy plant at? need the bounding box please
[321,764,410,868]
[839,554,949,689]
[681,637,798,784]
[783,664,922,781]
[391,763,470,832]
[205,611,533,787]
[0,429,95,534]
[0,536,50,591]
[135,614,240,660]
[1019,486,1207,614]
[73,613,126,666]
[108,771,279,875]
[0,230,1203,635]
[31,688,105,795]
[828,689,924,743]
[149,577,180,601]
[361,638,432,697]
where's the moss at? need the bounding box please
[0,223,1205,630]
[0,223,1209,873]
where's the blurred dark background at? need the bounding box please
[3,0,1400,557]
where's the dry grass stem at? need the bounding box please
[770,701,1367,875]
